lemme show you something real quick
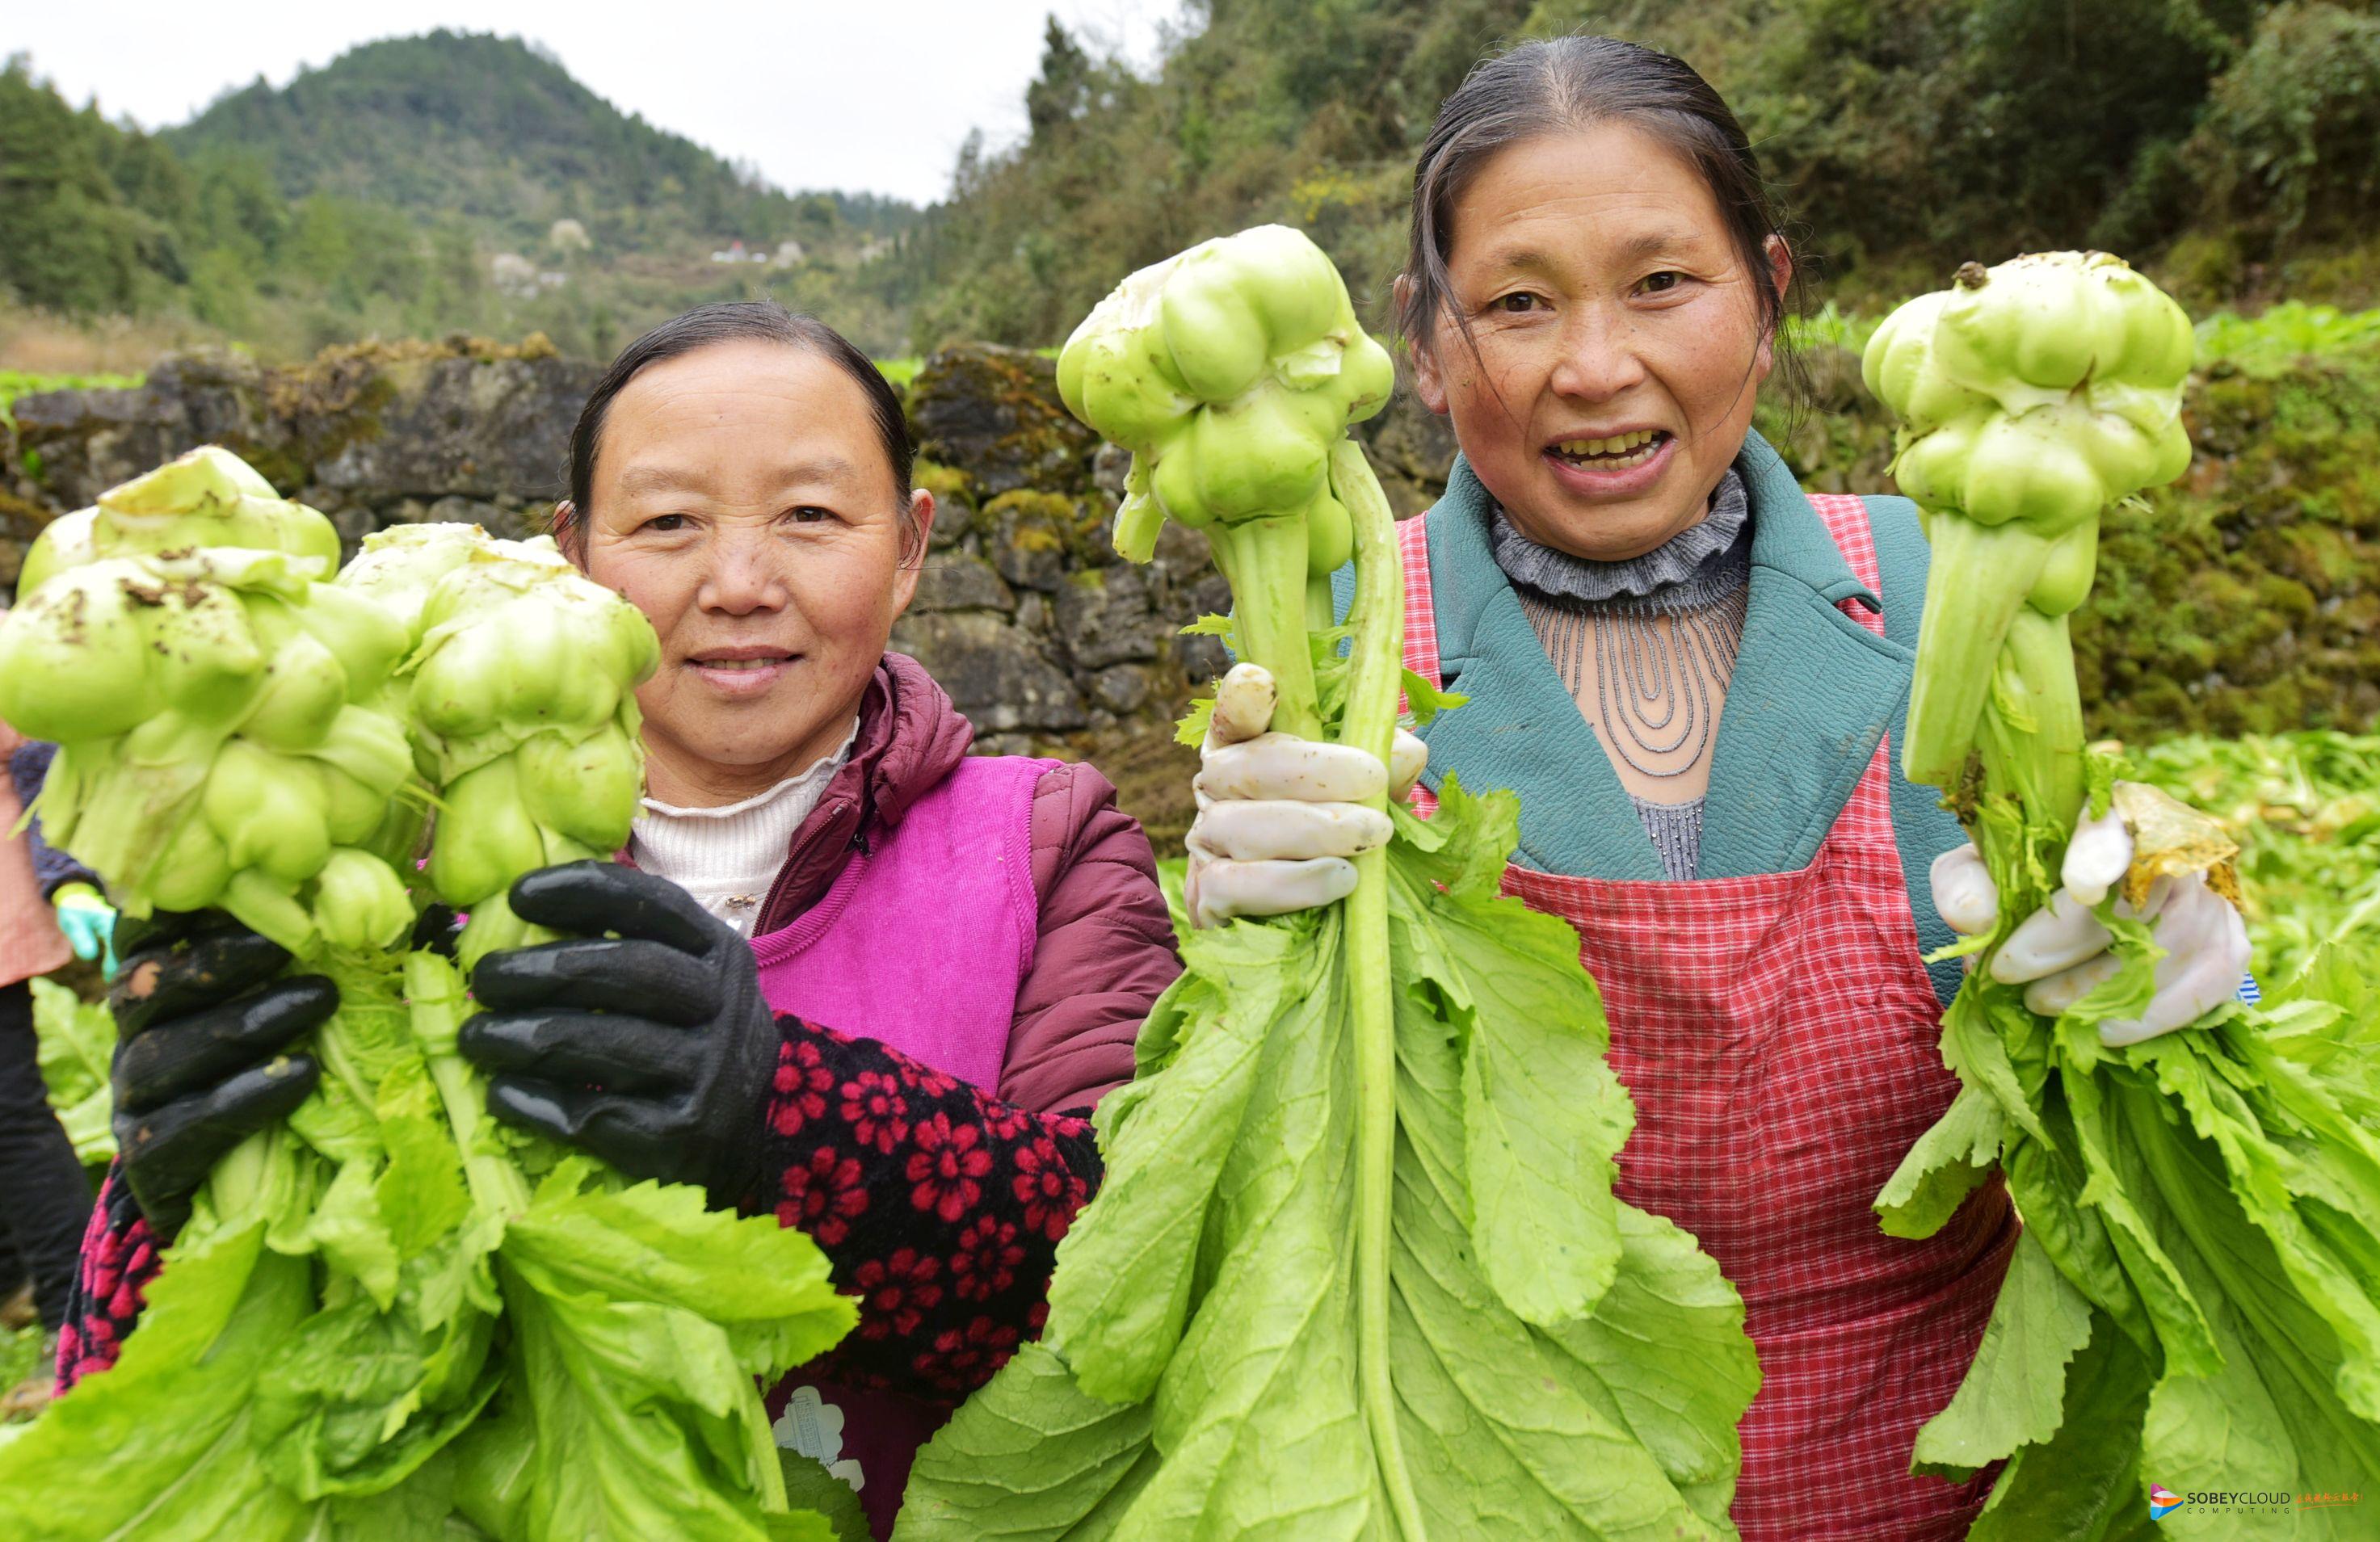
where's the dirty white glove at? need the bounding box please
[1185,662,1428,929]
[1929,794,2253,1046]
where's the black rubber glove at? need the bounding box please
[457,861,780,1209]
[109,912,333,1235]
[410,903,465,956]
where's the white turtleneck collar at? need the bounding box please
[629,720,860,936]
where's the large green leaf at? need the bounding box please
[898,779,1755,1540]
[0,1222,313,1540]
[1885,750,2380,1531]
[0,950,856,1540]
[1876,1083,2004,1241]
[27,977,115,1166]
[1914,1229,2096,1477]
[1046,924,1303,1404]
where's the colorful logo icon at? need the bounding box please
[2149,1484,2186,1520]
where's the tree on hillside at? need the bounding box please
[898,0,2378,349]
[1028,17,1095,138]
[0,57,172,313]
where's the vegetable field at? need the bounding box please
[2131,732,2380,989]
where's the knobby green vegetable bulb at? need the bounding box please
[0,538,416,953]
[1058,223,1394,738]
[18,444,343,596]
[1863,252,2193,820]
[336,520,511,645]
[401,540,658,960]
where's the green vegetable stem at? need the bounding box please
[1865,256,2380,1535]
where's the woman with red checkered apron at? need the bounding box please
[1184,36,2256,1541]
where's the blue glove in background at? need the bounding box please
[53,883,120,977]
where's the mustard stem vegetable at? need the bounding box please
[1869,251,2191,856]
[0,460,847,1540]
[925,225,1758,1542]
[1865,257,2380,1529]
[1150,308,1418,1534]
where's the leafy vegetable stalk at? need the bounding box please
[899,226,1755,1541]
[1866,255,2380,1537]
[1070,223,1419,1526]
[1331,435,1419,1533]
[0,453,856,1540]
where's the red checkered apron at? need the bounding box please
[1396,497,2016,1540]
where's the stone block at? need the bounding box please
[890,611,1088,733]
[906,343,1098,498]
[1054,564,1167,670]
[1091,664,1153,716]
[910,553,1014,612]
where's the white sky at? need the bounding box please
[11,0,1186,205]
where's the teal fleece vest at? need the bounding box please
[1331,428,1969,1006]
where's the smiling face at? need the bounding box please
[1411,122,1787,562]
[576,338,931,806]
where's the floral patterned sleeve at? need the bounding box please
[756,1015,1104,1405]
[54,1162,162,1392]
[55,1022,1108,1407]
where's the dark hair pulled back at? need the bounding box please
[1399,35,1806,401]
[556,300,916,549]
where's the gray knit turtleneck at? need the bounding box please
[1491,470,1753,880]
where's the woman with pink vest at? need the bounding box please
[57,303,1180,1538]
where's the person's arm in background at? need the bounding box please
[8,741,97,902]
[7,740,114,973]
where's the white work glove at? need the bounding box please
[1185,662,1428,929]
[1930,792,2252,1047]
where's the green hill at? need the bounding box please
[902,0,2380,350]
[164,32,907,251]
[5,6,2374,365]
[0,32,919,359]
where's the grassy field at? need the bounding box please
[0,370,145,430]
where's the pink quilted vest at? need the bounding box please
[751,753,1056,1539]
